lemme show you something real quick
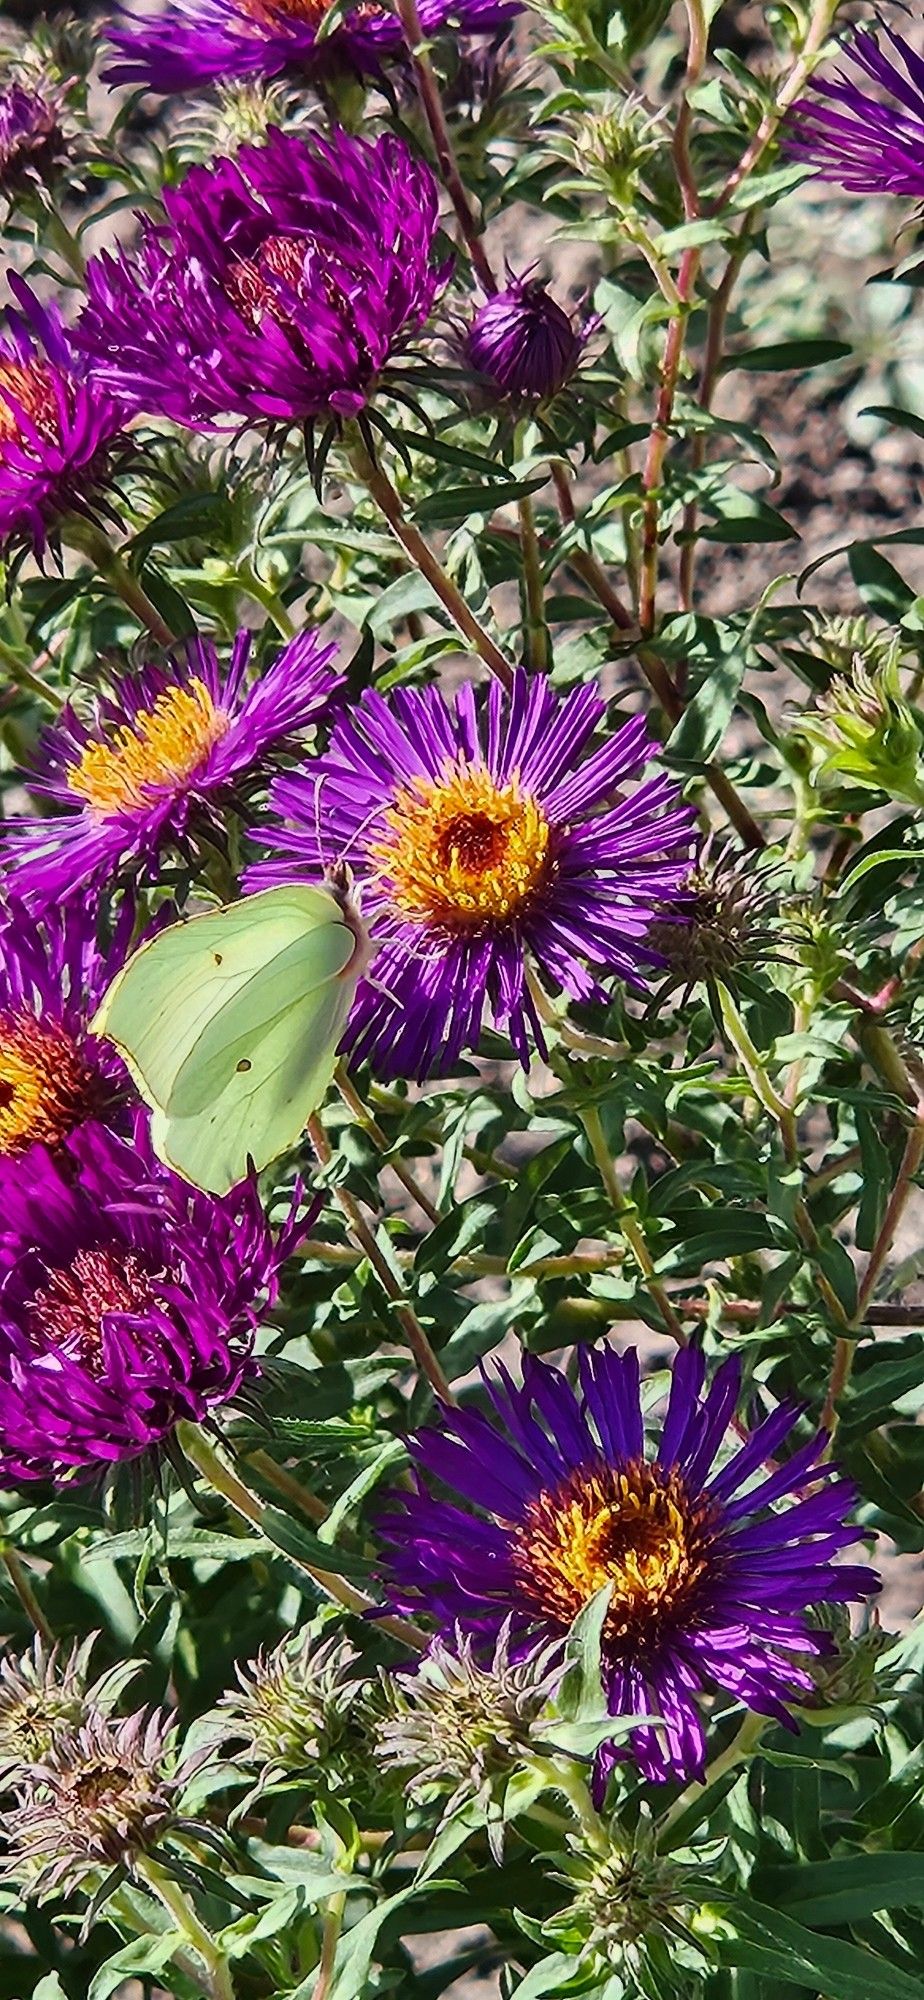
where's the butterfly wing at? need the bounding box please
[93,885,364,1194]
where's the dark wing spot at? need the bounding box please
[236,1058,252,1073]
[214,952,223,965]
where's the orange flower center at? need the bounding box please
[0,1013,101,1157]
[370,766,552,928]
[67,679,230,820]
[236,0,387,27]
[30,1246,153,1371]
[0,359,63,450]
[513,1461,715,1650]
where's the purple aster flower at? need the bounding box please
[0,898,135,1164]
[1,625,339,911]
[245,670,696,1080]
[464,273,594,403]
[0,1117,311,1484]
[78,128,448,429]
[0,81,66,196]
[787,26,924,196]
[103,0,519,95]
[379,1346,879,1786]
[0,276,126,558]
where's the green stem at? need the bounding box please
[236,567,296,638]
[62,520,175,647]
[529,1755,608,1855]
[335,1062,442,1224]
[310,1891,346,2000]
[0,1548,53,1643]
[176,1422,428,1651]
[40,201,87,282]
[657,1711,766,1847]
[579,1105,686,1344]
[715,983,798,1161]
[344,430,514,689]
[517,491,549,671]
[0,641,64,710]
[134,1855,235,2000]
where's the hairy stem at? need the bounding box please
[657,1710,766,1845]
[62,519,175,646]
[392,0,497,294]
[580,1105,686,1344]
[335,1062,442,1225]
[135,1855,235,2000]
[0,1548,53,1644]
[518,491,550,670]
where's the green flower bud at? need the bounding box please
[0,1634,138,1780]
[542,1820,720,1986]
[214,1627,363,1784]
[789,655,924,805]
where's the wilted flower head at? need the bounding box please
[0,1634,138,1780]
[216,1627,362,1780]
[79,128,448,431]
[246,671,695,1080]
[0,1119,310,1484]
[546,1819,718,1984]
[0,1706,207,1900]
[0,79,66,195]
[787,27,924,198]
[788,655,924,804]
[464,273,593,403]
[646,841,797,1000]
[1,626,338,911]
[0,899,135,1164]
[0,276,126,558]
[376,1622,562,1855]
[380,1346,877,1787]
[104,0,520,95]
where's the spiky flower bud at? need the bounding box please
[0,1707,208,1901]
[215,1627,363,1784]
[0,1634,138,1780]
[646,842,797,1000]
[542,1821,718,1984]
[374,1623,563,1858]
[789,655,924,805]
[571,94,669,211]
[464,275,592,404]
[0,78,67,197]
[796,1604,896,1723]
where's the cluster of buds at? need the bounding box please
[0,1637,209,1905]
[788,654,924,806]
[213,1626,365,1791]
[373,1622,563,1860]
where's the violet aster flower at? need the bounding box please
[380,1346,878,1786]
[103,0,519,95]
[0,81,66,196]
[787,26,924,197]
[78,128,448,429]
[0,276,126,558]
[0,898,135,1164]
[1,625,339,911]
[465,274,593,403]
[0,1118,311,1484]
[245,670,695,1079]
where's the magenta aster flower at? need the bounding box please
[0,81,66,195]
[0,277,126,557]
[787,27,924,196]
[380,1347,878,1786]
[465,274,593,403]
[78,128,448,429]
[1,625,338,911]
[245,671,696,1079]
[0,1118,310,1484]
[0,899,135,1165]
[103,0,519,95]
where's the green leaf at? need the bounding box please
[127,493,234,570]
[414,474,548,527]
[719,338,852,374]
[721,1897,924,2000]
[665,641,747,761]
[757,1855,924,1927]
[558,1583,611,1721]
[88,1934,183,2000]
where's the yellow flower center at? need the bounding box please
[0,1013,100,1157]
[0,359,63,451]
[67,679,230,821]
[371,765,552,928]
[514,1462,714,1647]
[237,0,386,27]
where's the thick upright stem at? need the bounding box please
[62,519,175,647]
[346,433,514,689]
[393,0,497,294]
[580,1105,686,1344]
[657,1710,765,1845]
[518,492,549,670]
[135,1856,235,2000]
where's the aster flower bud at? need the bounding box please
[795,1604,896,1724]
[0,1706,209,1901]
[0,78,66,197]
[0,1633,138,1780]
[789,655,924,806]
[571,93,669,213]
[464,273,592,405]
[375,1623,563,1858]
[543,1821,718,1985]
[214,1627,363,1785]
[646,841,797,1001]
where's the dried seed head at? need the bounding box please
[0,1707,205,1900]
